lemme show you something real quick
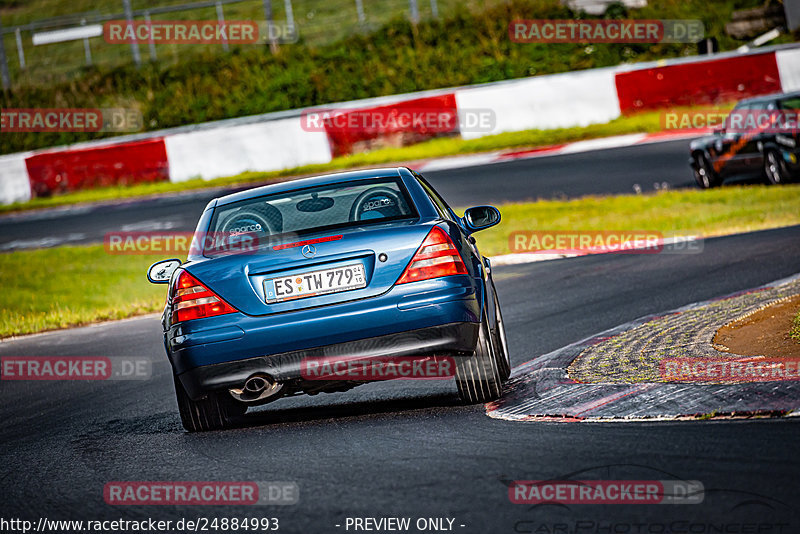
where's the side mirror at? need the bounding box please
[147,259,182,284]
[463,205,501,233]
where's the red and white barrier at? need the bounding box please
[318,94,459,157]
[455,66,621,139]
[24,138,169,197]
[614,51,782,113]
[1,45,799,205]
[164,117,332,183]
[0,152,34,204]
[776,48,800,92]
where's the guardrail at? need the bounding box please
[1,42,797,205]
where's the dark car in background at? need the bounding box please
[689,91,800,188]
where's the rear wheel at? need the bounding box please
[693,153,721,189]
[764,149,790,185]
[174,376,246,432]
[492,291,511,381]
[455,312,503,404]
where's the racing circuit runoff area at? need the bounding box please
[1,138,800,532]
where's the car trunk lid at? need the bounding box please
[183,221,435,316]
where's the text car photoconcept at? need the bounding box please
[147,167,510,431]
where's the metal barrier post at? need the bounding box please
[409,0,419,23]
[15,28,25,70]
[216,2,229,52]
[355,0,366,23]
[144,11,157,61]
[81,19,93,66]
[284,0,295,34]
[0,16,11,90]
[263,0,278,53]
[122,0,141,66]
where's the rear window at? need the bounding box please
[205,178,417,253]
[779,97,800,111]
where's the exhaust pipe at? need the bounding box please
[229,374,284,404]
[244,375,269,393]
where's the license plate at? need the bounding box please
[264,263,366,303]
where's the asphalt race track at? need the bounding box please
[3,242,800,527]
[0,139,695,251]
[2,141,800,531]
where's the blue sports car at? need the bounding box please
[147,167,510,431]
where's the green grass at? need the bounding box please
[0,246,167,337]
[2,183,799,338]
[791,308,800,343]
[473,184,800,257]
[0,106,712,214]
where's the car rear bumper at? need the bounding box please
[176,321,478,399]
[165,276,483,398]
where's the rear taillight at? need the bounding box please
[397,226,468,285]
[170,270,237,324]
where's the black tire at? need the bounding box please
[455,312,503,404]
[492,291,512,381]
[764,149,789,185]
[174,376,246,432]
[693,153,721,189]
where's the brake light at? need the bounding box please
[272,235,343,251]
[170,270,237,323]
[397,227,467,284]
